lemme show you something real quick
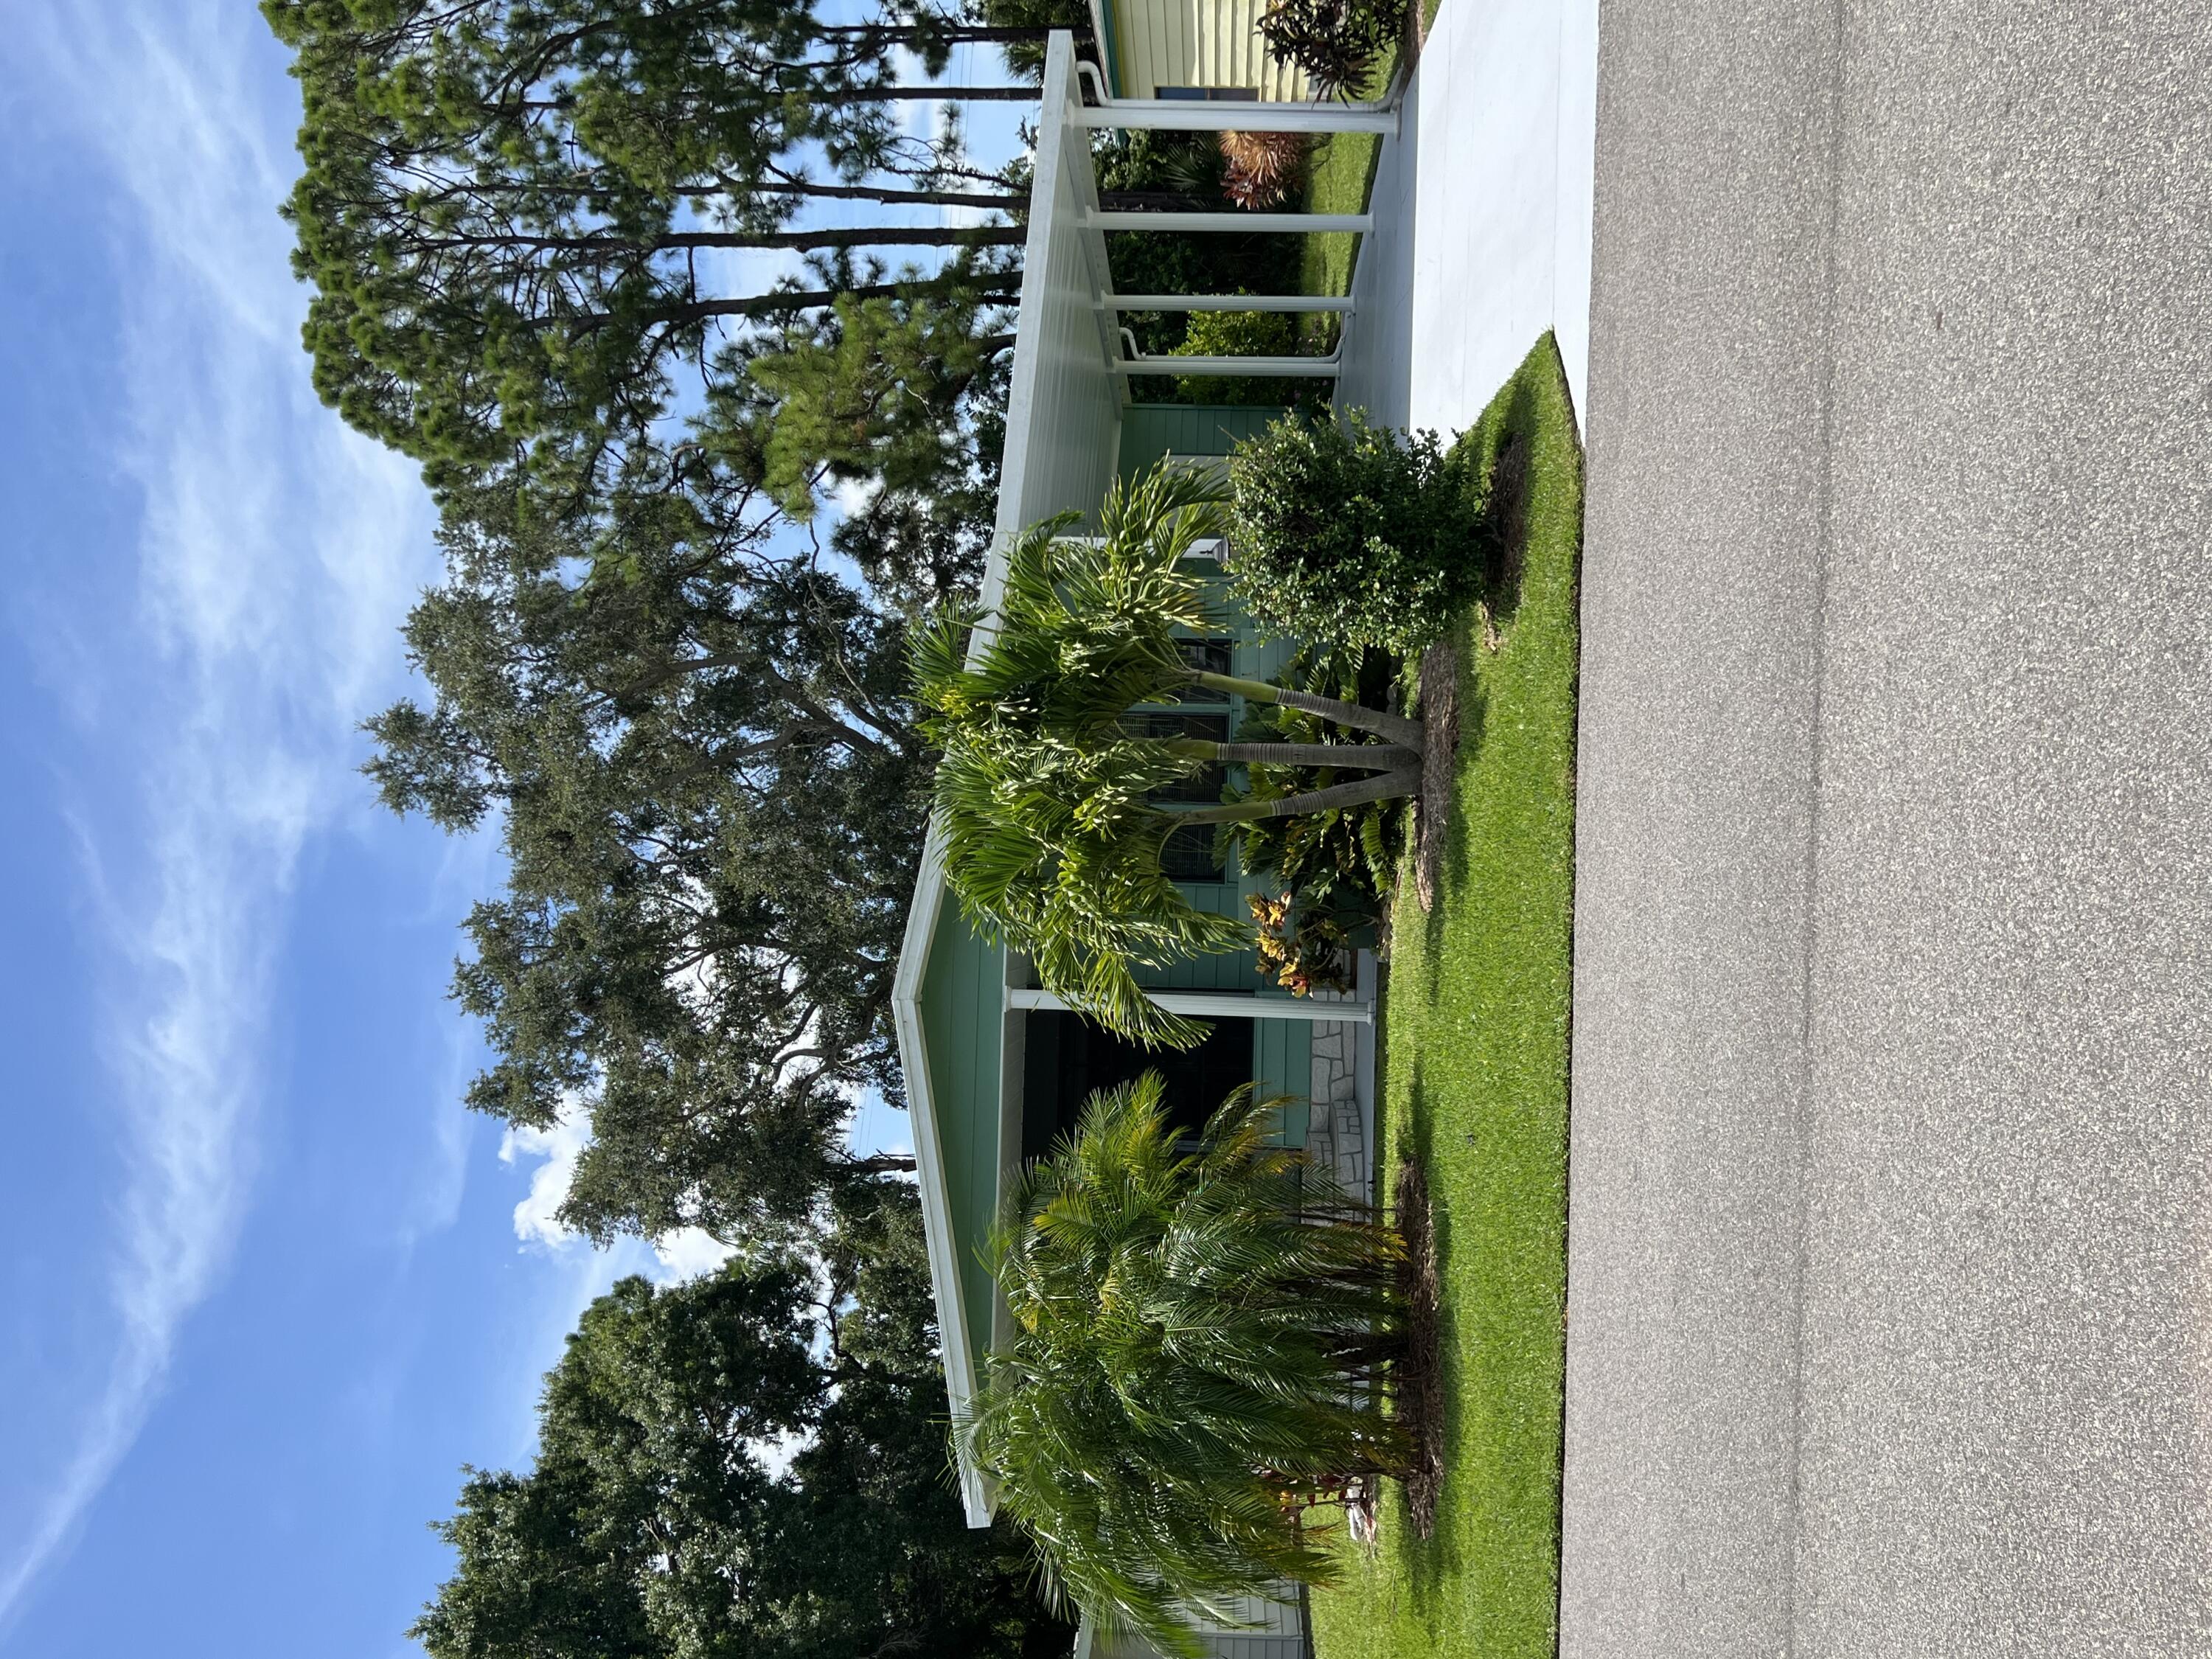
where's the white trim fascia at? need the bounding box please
[1082,0,1116,96]
[889,32,1086,1531]
[888,830,992,1526]
[983,32,1084,615]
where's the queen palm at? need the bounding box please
[964,1073,1408,1658]
[911,462,1422,1046]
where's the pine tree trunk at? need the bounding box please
[607,274,1021,331]
[768,181,1026,212]
[663,226,1027,251]
[852,86,1048,102]
[813,24,1071,44]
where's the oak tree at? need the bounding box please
[414,1184,1071,1659]
[368,478,927,1243]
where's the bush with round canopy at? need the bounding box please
[963,1072,1408,1657]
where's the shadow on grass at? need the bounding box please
[1430,366,1557,909]
[1464,369,1546,627]
[1430,647,1484,956]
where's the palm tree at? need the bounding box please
[964,1074,1408,1659]
[911,462,1422,1046]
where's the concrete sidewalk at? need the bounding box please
[1335,0,1599,434]
[1564,2,2212,1653]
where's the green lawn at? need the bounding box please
[1307,334,1582,1659]
[1298,121,1382,305]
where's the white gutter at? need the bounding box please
[888,828,992,1526]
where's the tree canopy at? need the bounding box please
[265,0,1035,504]
[414,1184,1072,1659]
[291,0,1044,1247]
[367,479,928,1243]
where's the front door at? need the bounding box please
[1019,1010,1253,1158]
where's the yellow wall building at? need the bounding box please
[1089,0,1313,102]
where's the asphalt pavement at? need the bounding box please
[1562,3,2212,1652]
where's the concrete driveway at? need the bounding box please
[1564,2,2212,1653]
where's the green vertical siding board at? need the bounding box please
[1117,403,1289,479]
[1251,1021,1310,1149]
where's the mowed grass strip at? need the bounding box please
[1298,122,1382,306]
[1308,333,1582,1659]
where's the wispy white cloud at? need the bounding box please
[499,1109,737,1284]
[500,1113,594,1254]
[0,0,438,1624]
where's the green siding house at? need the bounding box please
[893,29,1397,1659]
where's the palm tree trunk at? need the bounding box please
[1188,672,1424,751]
[1174,770,1417,826]
[1162,739,1416,771]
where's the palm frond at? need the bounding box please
[909,464,1250,1047]
[964,1076,1408,1656]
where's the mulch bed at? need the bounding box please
[1413,641,1460,914]
[1396,1158,1444,1539]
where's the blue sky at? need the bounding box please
[0,3,1004,1653]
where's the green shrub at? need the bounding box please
[1170,307,1299,404]
[1226,406,1484,655]
[1257,0,1407,101]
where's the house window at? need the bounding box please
[1124,709,1229,801]
[1175,637,1234,677]
[1161,636,1233,701]
[1160,821,1225,880]
[1155,85,1259,101]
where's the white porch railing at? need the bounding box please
[1009,984,1373,1024]
[1074,58,1399,133]
[1020,33,1397,394]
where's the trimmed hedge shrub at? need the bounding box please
[1225,407,1483,655]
